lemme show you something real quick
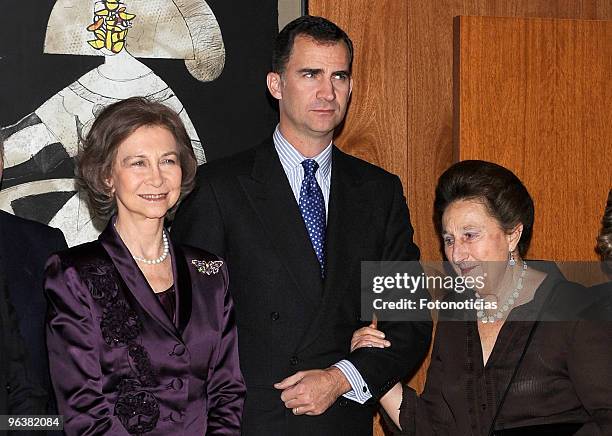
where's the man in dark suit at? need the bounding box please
[1,263,47,420]
[0,140,67,412]
[172,16,432,435]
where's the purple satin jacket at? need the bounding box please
[44,221,245,435]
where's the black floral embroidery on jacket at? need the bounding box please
[81,263,120,302]
[128,343,157,388]
[79,259,160,434]
[115,379,160,435]
[100,300,141,346]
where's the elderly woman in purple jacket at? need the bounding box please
[44,97,245,435]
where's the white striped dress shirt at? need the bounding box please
[273,126,332,218]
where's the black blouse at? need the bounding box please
[388,274,612,435]
[155,285,176,325]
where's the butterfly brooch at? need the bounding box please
[191,259,224,275]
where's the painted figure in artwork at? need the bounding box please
[0,0,224,246]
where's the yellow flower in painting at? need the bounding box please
[86,1,135,54]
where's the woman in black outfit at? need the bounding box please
[352,161,612,435]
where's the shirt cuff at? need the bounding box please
[332,360,372,404]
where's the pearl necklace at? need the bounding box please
[131,230,169,265]
[475,260,527,324]
[114,222,170,265]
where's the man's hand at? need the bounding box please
[273,367,351,415]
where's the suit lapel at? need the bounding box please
[98,221,178,338]
[238,141,324,306]
[296,147,373,353]
[324,148,372,297]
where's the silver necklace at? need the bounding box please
[475,260,528,324]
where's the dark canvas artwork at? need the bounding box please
[0,0,279,246]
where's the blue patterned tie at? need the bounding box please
[299,159,326,277]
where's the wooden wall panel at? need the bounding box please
[456,16,612,260]
[406,1,612,261]
[312,1,612,264]
[307,0,409,182]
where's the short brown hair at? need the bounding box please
[597,189,612,261]
[78,97,197,219]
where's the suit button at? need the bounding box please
[171,344,186,356]
[172,378,184,390]
[339,399,348,407]
[290,356,299,366]
[270,311,280,321]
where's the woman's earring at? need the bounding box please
[508,251,516,267]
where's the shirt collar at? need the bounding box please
[273,125,332,180]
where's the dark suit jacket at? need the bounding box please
[172,139,433,436]
[0,210,66,408]
[0,262,47,432]
[45,220,245,435]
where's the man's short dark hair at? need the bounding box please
[272,15,353,74]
